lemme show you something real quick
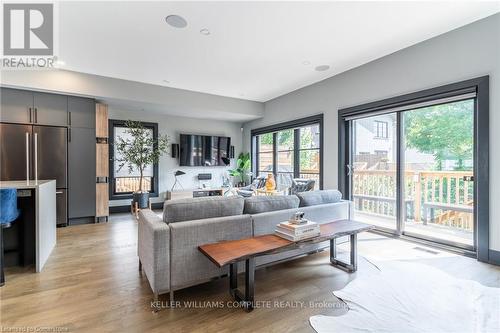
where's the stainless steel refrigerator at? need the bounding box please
[0,123,68,225]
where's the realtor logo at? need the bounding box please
[3,3,53,56]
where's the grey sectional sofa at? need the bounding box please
[137,190,352,302]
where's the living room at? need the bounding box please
[1,1,499,332]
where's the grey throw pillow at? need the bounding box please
[163,196,244,223]
[297,190,342,207]
[243,195,300,214]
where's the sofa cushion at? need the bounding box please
[163,196,244,223]
[297,190,342,207]
[243,195,299,214]
[252,201,350,236]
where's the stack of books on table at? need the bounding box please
[275,220,320,241]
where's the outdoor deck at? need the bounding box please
[353,211,473,246]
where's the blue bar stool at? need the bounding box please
[1,188,20,287]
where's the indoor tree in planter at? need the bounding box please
[115,120,169,208]
[228,152,251,186]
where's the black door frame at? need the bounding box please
[338,76,489,262]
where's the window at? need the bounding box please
[277,129,294,187]
[109,120,159,200]
[251,115,323,190]
[257,132,274,176]
[374,120,388,138]
[298,124,321,188]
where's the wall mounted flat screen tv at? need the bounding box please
[179,134,231,166]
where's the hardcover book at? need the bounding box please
[274,229,320,242]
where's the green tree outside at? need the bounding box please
[404,99,474,171]
[258,127,318,170]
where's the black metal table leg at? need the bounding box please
[350,233,358,271]
[244,257,255,311]
[229,263,238,297]
[330,233,358,272]
[330,237,337,261]
[227,258,255,312]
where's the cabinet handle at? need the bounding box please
[34,132,38,184]
[34,108,38,123]
[68,111,72,126]
[29,107,32,123]
[26,132,30,184]
[68,128,71,142]
[56,191,63,194]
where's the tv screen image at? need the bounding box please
[179,134,231,166]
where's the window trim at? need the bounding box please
[108,119,160,200]
[251,114,324,189]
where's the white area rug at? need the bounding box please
[310,261,500,333]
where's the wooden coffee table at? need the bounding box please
[198,219,374,311]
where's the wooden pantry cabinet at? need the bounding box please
[95,103,109,222]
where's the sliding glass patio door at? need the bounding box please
[401,99,475,247]
[351,113,398,232]
[345,96,476,250]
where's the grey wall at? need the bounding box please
[243,13,500,250]
[109,108,243,207]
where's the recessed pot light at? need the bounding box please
[165,15,187,28]
[200,28,210,35]
[302,60,311,65]
[315,65,330,71]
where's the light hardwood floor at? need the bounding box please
[1,212,499,332]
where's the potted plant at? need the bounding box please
[115,120,169,209]
[228,152,251,186]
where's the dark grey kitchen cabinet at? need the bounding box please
[0,88,33,124]
[0,123,32,181]
[68,127,96,219]
[68,96,95,128]
[33,92,68,126]
[56,189,68,226]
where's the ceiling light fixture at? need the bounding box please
[302,61,311,66]
[200,28,210,35]
[315,65,330,72]
[165,15,187,28]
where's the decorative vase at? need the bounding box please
[265,173,276,191]
[133,192,150,209]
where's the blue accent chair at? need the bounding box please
[0,188,20,287]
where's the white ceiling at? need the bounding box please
[58,1,500,102]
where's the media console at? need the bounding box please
[166,188,224,201]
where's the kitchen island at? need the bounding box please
[0,180,56,272]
